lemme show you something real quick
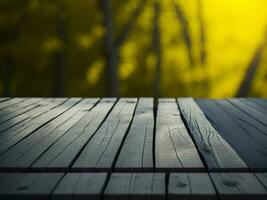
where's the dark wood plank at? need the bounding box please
[72,98,137,172]
[168,173,216,200]
[52,173,107,200]
[196,99,267,171]
[155,99,204,171]
[239,98,267,113]
[247,98,267,111]
[115,98,154,171]
[210,173,267,200]
[255,173,267,188]
[178,98,247,171]
[0,99,98,171]
[0,98,78,154]
[0,173,63,200]
[104,173,165,200]
[228,99,267,126]
[31,98,116,171]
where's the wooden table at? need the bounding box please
[0,97,266,200]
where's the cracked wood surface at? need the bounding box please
[178,98,247,171]
[155,99,204,171]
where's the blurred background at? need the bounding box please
[0,0,267,98]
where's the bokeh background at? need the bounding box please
[1,0,267,97]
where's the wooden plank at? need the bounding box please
[178,98,247,171]
[104,173,165,200]
[210,173,267,200]
[0,98,9,103]
[0,98,43,129]
[228,99,267,126]
[72,98,137,172]
[0,98,26,110]
[0,173,63,200]
[239,98,267,113]
[197,99,267,171]
[0,98,42,122]
[0,99,98,171]
[155,99,204,171]
[0,98,64,139]
[255,173,267,188]
[0,98,77,154]
[31,98,116,172]
[115,98,154,171]
[52,173,107,200]
[247,98,267,111]
[168,173,216,200]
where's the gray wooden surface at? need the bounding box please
[0,98,267,199]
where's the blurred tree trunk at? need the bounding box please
[197,0,209,94]
[2,56,14,97]
[100,0,118,97]
[54,1,66,97]
[236,29,267,97]
[100,0,146,97]
[153,0,161,99]
[173,0,194,67]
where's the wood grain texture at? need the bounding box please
[255,173,267,188]
[197,99,267,171]
[247,98,267,111]
[72,98,137,172]
[210,173,267,200]
[0,98,41,120]
[31,98,116,171]
[0,98,77,154]
[104,173,165,200]
[0,98,9,103]
[155,99,204,171]
[0,99,98,171]
[52,173,107,200]
[0,173,63,200]
[115,98,154,171]
[0,98,25,110]
[168,173,216,200]
[178,98,247,171]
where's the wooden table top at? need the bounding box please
[0,97,266,199]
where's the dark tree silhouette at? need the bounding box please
[237,28,267,97]
[100,0,147,97]
[153,0,161,99]
[54,0,67,97]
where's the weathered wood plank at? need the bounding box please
[239,98,267,113]
[104,173,165,200]
[0,98,43,122]
[115,98,154,171]
[247,98,267,111]
[0,98,26,110]
[0,98,77,154]
[155,99,204,171]
[52,173,107,200]
[178,98,247,171]
[0,99,98,171]
[255,173,267,188]
[197,99,267,171]
[228,99,267,126]
[210,173,267,200]
[31,98,116,171]
[72,98,137,172]
[0,173,63,200]
[0,98,9,103]
[168,173,216,200]
[0,98,64,140]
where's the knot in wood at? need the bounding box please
[176,181,187,187]
[222,179,238,187]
